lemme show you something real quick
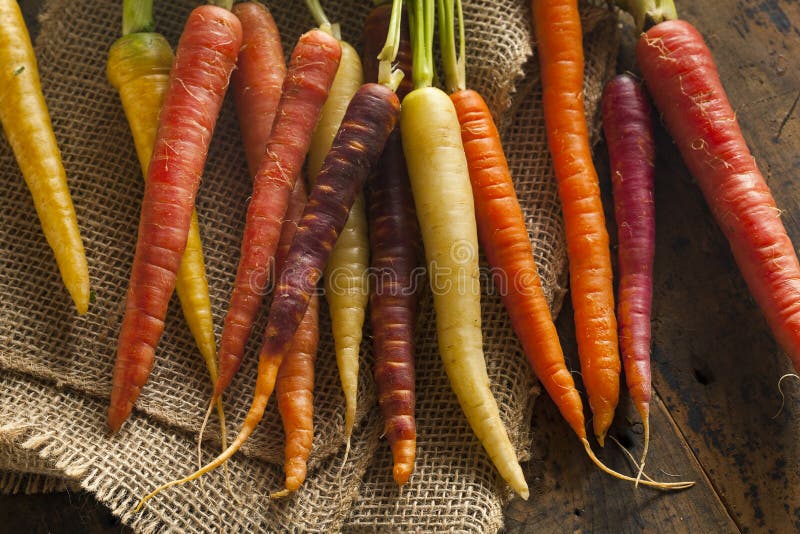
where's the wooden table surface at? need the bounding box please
[2,0,799,532]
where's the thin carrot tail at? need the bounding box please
[581,439,692,490]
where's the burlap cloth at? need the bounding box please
[0,0,618,531]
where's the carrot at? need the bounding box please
[232,1,285,177]
[107,0,226,450]
[531,0,620,445]
[440,0,585,441]
[627,1,800,375]
[214,28,341,399]
[401,0,528,499]
[107,5,242,432]
[271,178,319,498]
[0,0,90,314]
[362,1,420,487]
[135,30,344,506]
[304,0,370,456]
[601,73,655,477]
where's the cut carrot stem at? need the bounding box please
[0,0,90,314]
[531,0,620,446]
[107,5,242,432]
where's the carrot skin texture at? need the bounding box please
[107,32,219,389]
[601,74,655,419]
[232,2,286,177]
[215,29,341,398]
[362,3,420,486]
[452,88,587,440]
[401,86,528,499]
[532,0,620,444]
[638,20,800,374]
[274,178,318,495]
[107,6,242,432]
[258,83,400,399]
[0,0,90,314]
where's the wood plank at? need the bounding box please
[505,300,738,533]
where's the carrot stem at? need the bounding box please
[436,0,464,92]
[122,0,153,35]
[408,0,434,89]
[305,0,330,26]
[616,0,677,32]
[208,0,234,11]
[377,0,404,89]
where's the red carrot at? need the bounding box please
[272,178,319,498]
[362,1,420,486]
[634,12,800,374]
[214,29,340,399]
[108,5,242,432]
[232,2,286,176]
[601,73,655,475]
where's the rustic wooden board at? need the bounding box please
[507,0,800,532]
[2,0,798,532]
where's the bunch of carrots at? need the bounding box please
[4,0,800,508]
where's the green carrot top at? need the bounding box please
[207,0,235,11]
[407,0,435,89]
[437,0,465,93]
[616,0,677,32]
[122,0,154,35]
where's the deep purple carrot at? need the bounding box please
[256,83,401,409]
[362,2,420,486]
[601,73,656,474]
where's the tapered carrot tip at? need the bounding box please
[71,282,90,315]
[107,399,133,433]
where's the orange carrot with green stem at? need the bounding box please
[440,0,688,490]
[0,0,90,314]
[531,0,620,445]
[107,3,242,432]
[133,30,341,507]
[362,0,420,487]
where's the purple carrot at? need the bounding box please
[362,2,420,486]
[601,73,656,476]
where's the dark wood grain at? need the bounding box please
[2,0,798,532]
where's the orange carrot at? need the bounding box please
[108,5,242,432]
[531,0,620,445]
[271,178,319,498]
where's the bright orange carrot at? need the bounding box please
[531,0,620,445]
[272,178,319,498]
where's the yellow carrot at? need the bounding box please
[0,0,89,313]
[305,4,369,447]
[399,0,528,499]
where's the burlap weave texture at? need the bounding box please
[0,0,618,531]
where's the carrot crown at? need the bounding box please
[207,0,234,11]
[408,0,435,89]
[376,0,405,90]
[122,0,153,35]
[615,0,677,33]
[305,0,342,39]
[437,0,465,93]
